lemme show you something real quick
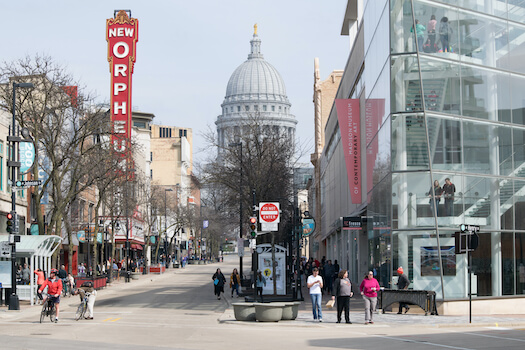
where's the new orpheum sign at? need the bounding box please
[106,10,139,168]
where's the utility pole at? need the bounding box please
[7,82,34,310]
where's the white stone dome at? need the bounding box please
[223,34,289,104]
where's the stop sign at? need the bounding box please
[259,202,280,223]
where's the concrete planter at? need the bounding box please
[255,302,286,322]
[291,301,302,320]
[130,272,140,280]
[282,302,300,320]
[232,302,256,321]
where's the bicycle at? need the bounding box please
[61,278,71,297]
[40,297,57,323]
[75,291,91,321]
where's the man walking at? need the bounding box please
[397,267,410,314]
[307,267,324,322]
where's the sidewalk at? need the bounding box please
[220,285,525,328]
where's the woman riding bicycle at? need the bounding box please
[38,269,63,322]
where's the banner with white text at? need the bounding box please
[336,99,361,204]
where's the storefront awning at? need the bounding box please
[131,244,143,250]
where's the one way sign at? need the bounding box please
[0,241,11,258]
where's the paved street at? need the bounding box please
[1,255,525,349]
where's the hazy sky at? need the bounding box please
[1,1,349,164]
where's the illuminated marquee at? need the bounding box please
[106,10,139,170]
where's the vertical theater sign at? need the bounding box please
[106,10,139,171]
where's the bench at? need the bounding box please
[379,289,438,315]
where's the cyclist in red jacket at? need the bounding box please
[38,269,63,322]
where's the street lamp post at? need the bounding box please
[8,82,34,310]
[229,142,243,283]
[164,188,173,266]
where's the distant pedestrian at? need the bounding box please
[256,270,266,302]
[360,271,380,324]
[230,268,241,298]
[78,263,86,277]
[22,263,30,285]
[331,269,353,324]
[442,178,456,216]
[307,267,324,322]
[396,267,410,314]
[212,268,226,300]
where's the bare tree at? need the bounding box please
[0,55,116,271]
[200,113,304,244]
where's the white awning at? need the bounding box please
[0,234,62,258]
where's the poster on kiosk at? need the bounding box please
[256,243,287,295]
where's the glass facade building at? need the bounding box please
[319,0,525,302]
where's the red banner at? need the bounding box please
[107,10,139,172]
[336,99,361,204]
[365,99,385,200]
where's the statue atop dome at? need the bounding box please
[254,23,258,36]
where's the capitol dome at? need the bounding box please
[224,35,289,103]
[216,29,297,148]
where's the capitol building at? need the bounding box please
[216,27,297,147]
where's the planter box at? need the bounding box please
[131,272,140,280]
[232,302,256,321]
[255,302,286,322]
[281,301,302,320]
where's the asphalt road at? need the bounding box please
[1,254,525,350]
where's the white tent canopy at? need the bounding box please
[0,234,62,305]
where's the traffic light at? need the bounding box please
[6,212,13,233]
[249,217,257,238]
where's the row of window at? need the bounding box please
[223,104,286,114]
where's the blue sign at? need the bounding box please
[302,218,315,237]
[203,220,209,229]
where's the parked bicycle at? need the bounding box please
[40,297,57,323]
[75,291,91,321]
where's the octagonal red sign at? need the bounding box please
[259,202,280,223]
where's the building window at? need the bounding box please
[272,106,275,111]
[254,105,258,111]
[230,107,233,113]
[279,106,282,111]
[88,203,94,223]
[237,106,241,112]
[150,152,153,161]
[159,127,172,138]
[150,169,153,179]
[133,121,146,128]
[245,105,250,111]
[263,105,267,111]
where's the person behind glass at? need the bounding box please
[396,267,410,314]
[429,180,443,216]
[439,16,452,52]
[360,271,380,325]
[411,19,426,51]
[307,267,324,322]
[255,270,266,302]
[212,268,226,300]
[427,15,437,52]
[331,269,353,324]
[442,178,456,216]
[230,268,241,298]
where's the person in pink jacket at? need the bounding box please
[359,271,380,324]
[34,268,45,303]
